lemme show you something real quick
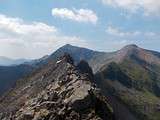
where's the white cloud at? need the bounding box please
[0,14,89,59]
[52,8,98,24]
[102,0,160,16]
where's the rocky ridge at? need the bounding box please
[0,54,114,120]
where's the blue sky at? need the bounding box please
[0,0,160,59]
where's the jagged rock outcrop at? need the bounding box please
[77,60,94,80]
[0,54,114,120]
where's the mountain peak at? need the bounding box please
[114,44,141,62]
[123,44,138,49]
[58,44,81,52]
[62,44,74,48]
[119,44,140,55]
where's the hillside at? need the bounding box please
[0,54,115,120]
[0,44,160,120]
[0,56,29,66]
[0,64,34,95]
[0,44,104,96]
[95,45,160,120]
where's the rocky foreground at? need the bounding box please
[0,54,115,120]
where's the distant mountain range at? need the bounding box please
[0,44,160,120]
[0,56,30,66]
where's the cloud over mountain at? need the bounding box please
[0,14,89,59]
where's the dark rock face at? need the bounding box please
[60,53,74,65]
[0,54,114,120]
[77,60,94,80]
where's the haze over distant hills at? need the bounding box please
[0,44,160,120]
[0,56,30,66]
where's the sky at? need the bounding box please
[0,0,160,59]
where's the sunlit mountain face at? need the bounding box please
[0,0,160,120]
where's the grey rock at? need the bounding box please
[0,55,115,120]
